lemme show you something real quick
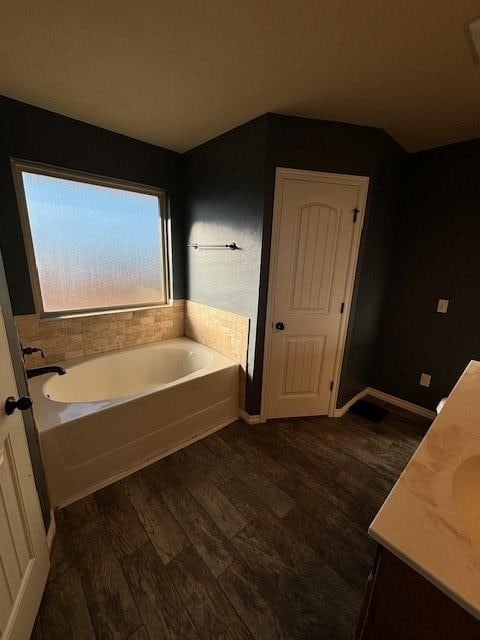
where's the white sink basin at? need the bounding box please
[452,456,480,544]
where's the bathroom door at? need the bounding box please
[263,169,369,419]
[0,305,49,640]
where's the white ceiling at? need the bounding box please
[1,0,479,153]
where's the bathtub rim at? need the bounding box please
[42,344,214,404]
[28,337,239,432]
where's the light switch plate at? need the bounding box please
[437,299,449,313]
[420,373,431,387]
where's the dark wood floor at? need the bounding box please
[31,404,429,640]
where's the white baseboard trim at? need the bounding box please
[333,387,436,420]
[333,388,368,417]
[239,409,263,425]
[46,509,56,553]
[366,387,436,420]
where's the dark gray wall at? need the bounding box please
[0,96,184,314]
[184,116,268,411]
[0,252,50,528]
[10,94,458,420]
[372,139,480,410]
[184,113,405,413]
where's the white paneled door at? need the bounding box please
[0,305,49,640]
[263,169,369,419]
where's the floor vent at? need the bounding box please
[350,399,387,422]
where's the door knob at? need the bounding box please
[5,395,33,415]
[275,322,285,331]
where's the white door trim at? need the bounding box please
[46,509,56,552]
[260,167,369,420]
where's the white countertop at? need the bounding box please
[369,360,480,620]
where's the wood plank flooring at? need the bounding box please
[33,405,428,640]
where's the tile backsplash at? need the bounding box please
[15,298,250,406]
[15,300,184,365]
[185,300,249,367]
[185,300,250,407]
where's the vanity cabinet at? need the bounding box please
[356,546,480,639]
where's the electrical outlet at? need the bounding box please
[437,299,449,313]
[419,373,431,387]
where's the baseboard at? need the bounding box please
[366,387,436,420]
[333,388,368,417]
[333,386,436,420]
[239,409,263,425]
[46,509,56,553]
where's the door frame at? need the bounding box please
[260,167,369,420]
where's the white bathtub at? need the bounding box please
[29,338,239,507]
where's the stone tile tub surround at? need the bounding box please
[185,300,250,407]
[369,360,480,621]
[15,298,249,371]
[14,300,185,365]
[184,300,249,367]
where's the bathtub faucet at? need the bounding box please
[26,365,67,379]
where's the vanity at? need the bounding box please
[356,361,480,639]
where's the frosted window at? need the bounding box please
[20,171,166,313]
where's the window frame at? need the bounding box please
[11,159,171,319]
